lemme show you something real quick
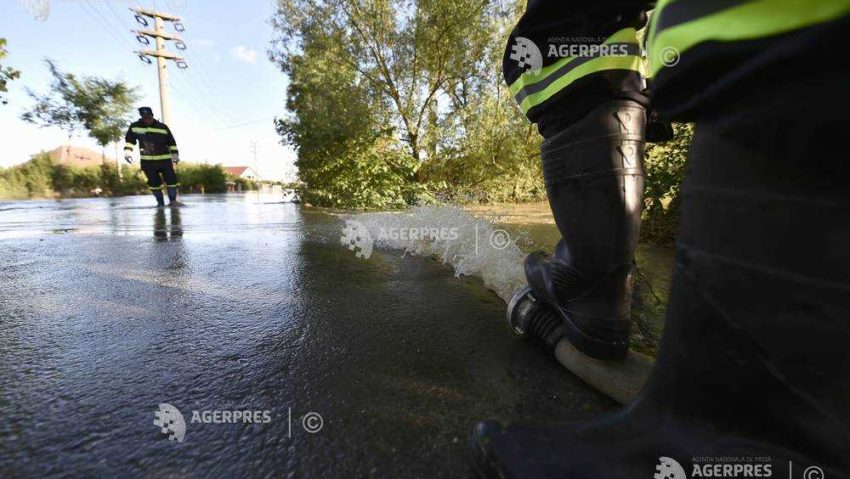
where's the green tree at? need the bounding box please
[0,38,21,106]
[274,21,424,208]
[0,38,21,105]
[270,0,543,207]
[21,59,139,159]
[271,0,494,164]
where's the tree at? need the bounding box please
[275,39,424,208]
[21,59,139,160]
[271,0,495,164]
[270,0,544,207]
[0,38,21,105]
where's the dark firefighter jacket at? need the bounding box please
[124,119,179,161]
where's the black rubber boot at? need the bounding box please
[152,189,165,208]
[523,99,646,360]
[167,186,179,205]
[471,74,850,478]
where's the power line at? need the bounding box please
[97,2,228,127]
[78,1,137,53]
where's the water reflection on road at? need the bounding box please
[0,192,614,477]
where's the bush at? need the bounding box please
[641,123,693,245]
[0,154,228,199]
[176,163,227,193]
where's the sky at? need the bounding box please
[0,0,297,181]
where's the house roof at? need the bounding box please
[223,166,250,176]
[47,146,113,168]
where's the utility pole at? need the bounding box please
[130,7,188,125]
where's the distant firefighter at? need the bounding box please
[124,106,182,207]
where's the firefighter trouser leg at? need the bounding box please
[141,160,178,206]
[474,4,850,478]
[503,0,650,359]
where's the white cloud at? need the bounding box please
[231,46,258,64]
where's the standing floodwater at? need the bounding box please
[0,193,613,478]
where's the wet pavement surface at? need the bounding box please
[0,193,615,478]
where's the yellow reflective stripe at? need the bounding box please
[649,0,850,77]
[124,145,134,150]
[131,127,169,134]
[509,28,639,96]
[167,184,180,187]
[140,154,174,160]
[519,55,643,114]
[169,146,179,151]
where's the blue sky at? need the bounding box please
[0,0,296,181]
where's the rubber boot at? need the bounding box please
[151,188,165,208]
[522,99,646,360]
[167,186,181,206]
[471,75,850,478]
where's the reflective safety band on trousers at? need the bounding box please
[509,27,644,115]
[647,0,850,77]
[140,154,173,160]
[132,127,169,135]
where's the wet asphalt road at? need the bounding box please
[0,193,614,478]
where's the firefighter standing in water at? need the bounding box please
[124,106,182,207]
[471,1,850,477]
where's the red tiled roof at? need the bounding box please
[223,166,250,176]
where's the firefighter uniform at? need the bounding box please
[503,0,651,138]
[124,118,180,201]
[472,1,850,477]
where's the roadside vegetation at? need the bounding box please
[270,0,689,244]
[3,10,688,244]
[0,153,231,200]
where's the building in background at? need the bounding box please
[47,146,114,168]
[223,166,259,181]
[224,166,260,192]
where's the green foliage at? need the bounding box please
[270,0,542,207]
[21,59,139,148]
[0,154,230,199]
[177,164,228,194]
[0,153,150,199]
[0,38,21,106]
[641,123,693,244]
[270,0,691,216]
[274,20,421,208]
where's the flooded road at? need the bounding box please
[0,193,615,477]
